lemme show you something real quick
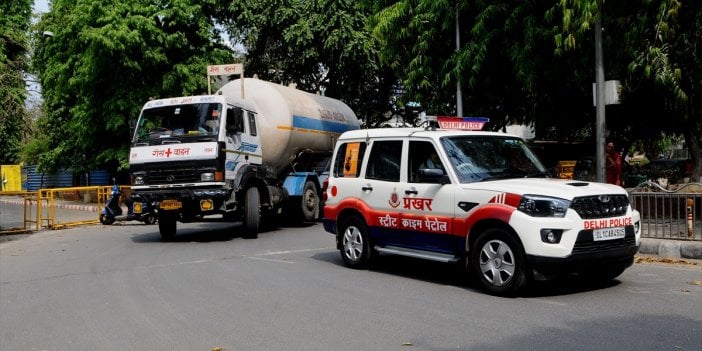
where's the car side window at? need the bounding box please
[409,140,444,183]
[366,140,402,182]
[333,142,367,178]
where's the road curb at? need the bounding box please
[639,238,702,260]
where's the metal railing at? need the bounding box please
[629,182,702,241]
[0,191,41,233]
[0,186,130,233]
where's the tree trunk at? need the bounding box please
[682,104,701,183]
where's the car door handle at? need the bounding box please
[362,185,373,192]
[404,189,418,195]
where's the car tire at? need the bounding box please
[471,228,527,296]
[339,216,373,268]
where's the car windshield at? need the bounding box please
[440,136,549,183]
[133,103,222,143]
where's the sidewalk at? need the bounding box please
[638,237,702,260]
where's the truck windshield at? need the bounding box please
[441,136,549,183]
[134,103,222,142]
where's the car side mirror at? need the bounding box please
[417,168,449,185]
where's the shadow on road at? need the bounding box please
[312,250,621,298]
[128,220,316,244]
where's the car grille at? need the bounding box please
[570,195,629,219]
[572,226,636,254]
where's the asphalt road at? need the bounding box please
[1,221,701,351]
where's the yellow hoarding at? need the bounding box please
[1,165,22,191]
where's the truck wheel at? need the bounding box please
[470,228,527,296]
[300,181,319,221]
[243,187,260,238]
[158,212,177,240]
[339,216,373,269]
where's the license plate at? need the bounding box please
[593,227,625,241]
[160,199,182,210]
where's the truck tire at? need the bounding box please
[300,181,319,221]
[158,212,177,240]
[243,187,260,238]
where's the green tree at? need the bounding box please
[221,0,394,125]
[31,0,236,174]
[558,0,702,181]
[0,0,31,165]
[370,0,598,136]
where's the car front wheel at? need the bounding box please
[471,228,527,296]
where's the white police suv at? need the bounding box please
[322,116,641,295]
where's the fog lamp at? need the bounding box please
[200,199,214,211]
[540,229,563,244]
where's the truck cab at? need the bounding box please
[129,95,267,238]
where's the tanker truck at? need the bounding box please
[128,78,360,239]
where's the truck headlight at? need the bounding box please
[518,195,570,218]
[201,172,214,181]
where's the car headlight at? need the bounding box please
[201,172,214,181]
[518,195,570,218]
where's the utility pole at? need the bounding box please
[455,10,463,117]
[595,18,606,183]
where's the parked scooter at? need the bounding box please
[100,180,157,225]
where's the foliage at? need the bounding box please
[0,0,31,164]
[11,0,700,181]
[369,0,598,136]
[558,0,701,181]
[220,0,394,125]
[31,0,236,174]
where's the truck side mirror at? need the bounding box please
[129,119,136,140]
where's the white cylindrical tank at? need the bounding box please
[217,78,360,176]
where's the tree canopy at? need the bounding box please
[0,0,31,164]
[32,0,236,173]
[16,0,702,181]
